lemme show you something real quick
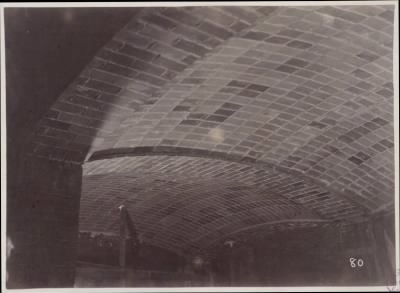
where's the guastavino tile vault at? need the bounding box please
[4,3,397,289]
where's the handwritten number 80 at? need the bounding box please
[349,257,364,268]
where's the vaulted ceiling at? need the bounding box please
[22,5,395,257]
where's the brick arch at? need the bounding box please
[26,6,278,162]
[81,154,349,256]
[26,5,395,232]
[88,145,376,212]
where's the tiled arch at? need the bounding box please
[88,146,376,213]
[23,5,395,254]
[81,153,347,256]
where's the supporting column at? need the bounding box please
[118,205,128,268]
[224,240,235,286]
[6,155,82,288]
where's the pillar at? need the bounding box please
[119,205,127,268]
[224,240,235,286]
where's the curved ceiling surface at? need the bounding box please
[82,154,350,256]
[24,5,395,255]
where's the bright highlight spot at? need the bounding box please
[208,128,224,144]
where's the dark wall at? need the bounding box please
[75,220,395,287]
[5,7,136,183]
[75,233,213,287]
[4,8,136,288]
[6,156,82,288]
[74,262,210,288]
[5,7,135,145]
[77,232,185,272]
[212,221,395,286]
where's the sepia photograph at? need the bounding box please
[1,1,398,292]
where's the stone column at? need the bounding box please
[224,240,236,286]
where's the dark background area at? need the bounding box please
[76,221,396,287]
[5,7,136,174]
[4,10,136,288]
[3,6,396,289]
[78,232,185,271]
